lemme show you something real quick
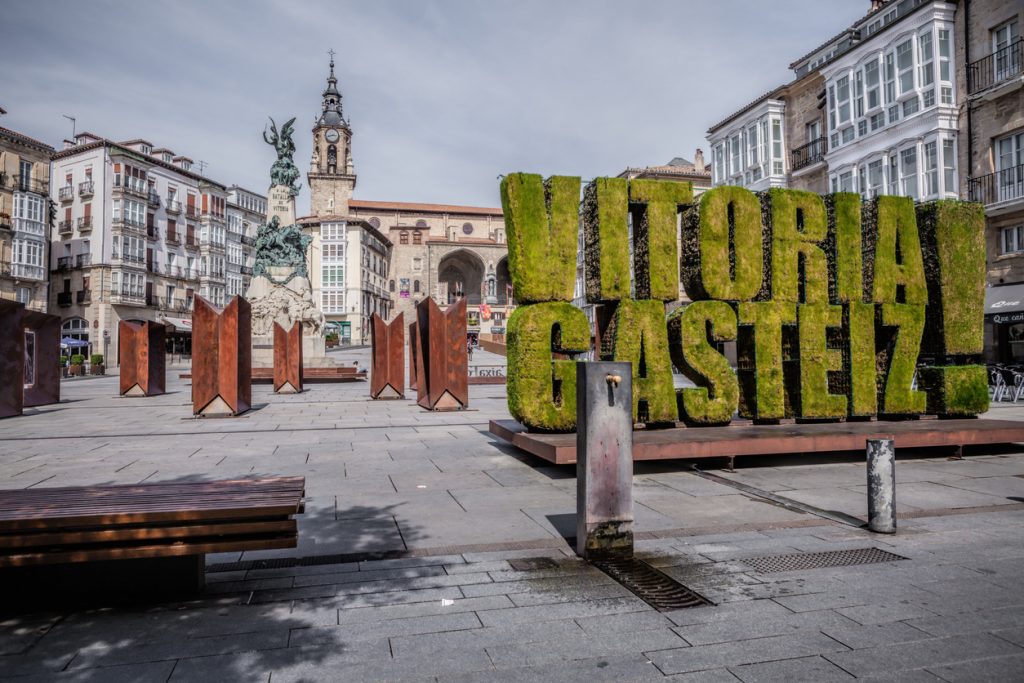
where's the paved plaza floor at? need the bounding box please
[2,349,1024,681]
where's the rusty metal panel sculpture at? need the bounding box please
[409,321,419,392]
[273,322,303,394]
[370,312,404,399]
[119,321,166,397]
[415,297,468,411]
[192,296,252,416]
[0,300,26,419]
[22,310,61,408]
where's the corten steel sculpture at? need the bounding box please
[0,300,26,418]
[370,312,404,399]
[408,321,419,392]
[22,310,61,408]
[119,321,166,397]
[414,297,468,411]
[273,321,303,393]
[192,295,252,416]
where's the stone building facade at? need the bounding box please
[0,121,53,312]
[958,0,1024,361]
[783,72,829,194]
[347,200,510,337]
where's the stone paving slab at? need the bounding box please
[2,362,1024,680]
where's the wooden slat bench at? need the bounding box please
[251,366,366,383]
[0,477,304,602]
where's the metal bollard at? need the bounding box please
[866,438,896,534]
[576,361,634,560]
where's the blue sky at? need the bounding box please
[1,0,867,210]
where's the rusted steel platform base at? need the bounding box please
[488,418,1024,465]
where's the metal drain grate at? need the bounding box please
[594,558,712,611]
[741,547,908,573]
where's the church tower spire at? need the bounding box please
[318,50,347,127]
[309,50,356,217]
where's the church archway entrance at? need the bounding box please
[437,250,485,305]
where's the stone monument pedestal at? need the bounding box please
[246,266,334,368]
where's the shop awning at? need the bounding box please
[986,284,1024,324]
[161,316,192,331]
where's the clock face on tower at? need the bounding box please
[325,129,340,143]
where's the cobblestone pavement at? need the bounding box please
[1,354,1023,681]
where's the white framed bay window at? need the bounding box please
[824,17,955,153]
[708,102,786,189]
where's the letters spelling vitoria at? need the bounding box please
[500,174,989,432]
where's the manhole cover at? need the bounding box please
[509,556,560,571]
[594,558,712,611]
[741,547,908,573]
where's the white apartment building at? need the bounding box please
[49,132,236,362]
[300,215,391,345]
[708,0,960,208]
[226,186,263,299]
[819,0,959,201]
[708,99,789,191]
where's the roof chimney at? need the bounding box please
[870,0,885,12]
[694,148,705,173]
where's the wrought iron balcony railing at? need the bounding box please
[165,199,182,214]
[77,216,93,231]
[968,38,1023,95]
[790,137,828,171]
[77,289,91,305]
[968,164,1024,207]
[57,292,72,307]
[58,220,73,235]
[115,176,147,196]
[76,253,91,268]
[58,186,74,202]
[78,180,94,197]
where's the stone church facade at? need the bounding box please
[301,58,511,344]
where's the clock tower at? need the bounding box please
[309,53,356,217]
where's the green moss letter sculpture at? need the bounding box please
[500,171,988,432]
[877,303,927,415]
[582,178,631,302]
[630,179,692,301]
[797,303,847,419]
[825,193,863,303]
[865,196,928,305]
[763,189,829,304]
[667,300,738,425]
[506,302,590,431]
[917,200,986,357]
[500,173,580,303]
[737,302,797,420]
[611,299,677,423]
[845,302,878,417]
[681,186,763,302]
